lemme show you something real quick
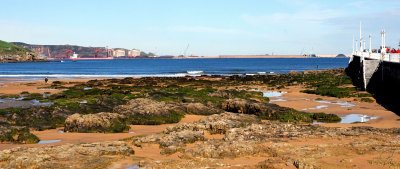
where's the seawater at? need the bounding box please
[0,58,349,80]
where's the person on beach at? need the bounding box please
[45,77,48,83]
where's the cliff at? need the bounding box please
[0,40,47,63]
[12,42,110,58]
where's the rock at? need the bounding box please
[0,141,134,168]
[184,102,221,115]
[0,126,40,144]
[113,98,186,125]
[133,130,206,155]
[184,140,266,158]
[222,98,318,123]
[0,52,46,63]
[113,98,178,116]
[64,112,129,133]
[164,112,260,134]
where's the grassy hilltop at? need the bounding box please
[0,40,31,55]
[0,40,46,63]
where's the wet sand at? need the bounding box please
[266,86,400,128]
[0,114,204,151]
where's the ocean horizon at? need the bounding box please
[0,58,349,81]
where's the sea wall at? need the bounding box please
[346,55,400,113]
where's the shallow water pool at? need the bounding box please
[340,114,379,123]
[38,140,61,144]
[263,91,287,97]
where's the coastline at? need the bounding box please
[1,71,399,168]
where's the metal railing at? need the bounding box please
[356,52,400,63]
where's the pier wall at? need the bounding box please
[346,55,400,113]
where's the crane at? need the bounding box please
[183,44,189,57]
[94,49,101,58]
[65,49,72,59]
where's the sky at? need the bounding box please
[0,0,400,56]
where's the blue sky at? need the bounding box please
[1,0,399,56]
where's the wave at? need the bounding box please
[0,73,210,79]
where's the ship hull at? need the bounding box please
[70,57,114,60]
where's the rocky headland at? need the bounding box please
[0,40,47,63]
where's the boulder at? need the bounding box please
[64,112,129,133]
[113,98,178,116]
[184,102,221,115]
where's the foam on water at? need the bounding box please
[187,70,204,74]
[340,114,379,123]
[38,140,61,144]
[263,91,287,97]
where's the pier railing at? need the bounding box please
[355,51,400,63]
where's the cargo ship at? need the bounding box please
[69,53,114,60]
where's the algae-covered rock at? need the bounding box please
[113,98,184,125]
[64,112,129,133]
[0,126,40,144]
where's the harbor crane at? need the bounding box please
[65,49,72,59]
[183,44,189,57]
[94,49,101,58]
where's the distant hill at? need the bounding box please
[12,42,113,58]
[0,40,46,63]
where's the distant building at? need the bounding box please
[128,49,140,57]
[113,49,126,57]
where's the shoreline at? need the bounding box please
[1,71,399,168]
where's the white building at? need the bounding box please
[128,49,141,57]
[113,49,126,57]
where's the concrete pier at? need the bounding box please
[346,55,400,113]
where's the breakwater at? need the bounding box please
[346,55,400,114]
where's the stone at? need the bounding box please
[64,112,129,133]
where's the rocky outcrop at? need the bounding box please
[113,98,179,116]
[183,139,267,159]
[0,126,40,144]
[64,112,130,133]
[223,98,292,116]
[133,113,260,154]
[0,52,47,63]
[164,112,260,134]
[222,98,341,123]
[0,141,134,169]
[113,98,185,125]
[184,102,221,115]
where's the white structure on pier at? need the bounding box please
[353,23,400,63]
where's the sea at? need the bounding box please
[0,58,349,81]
